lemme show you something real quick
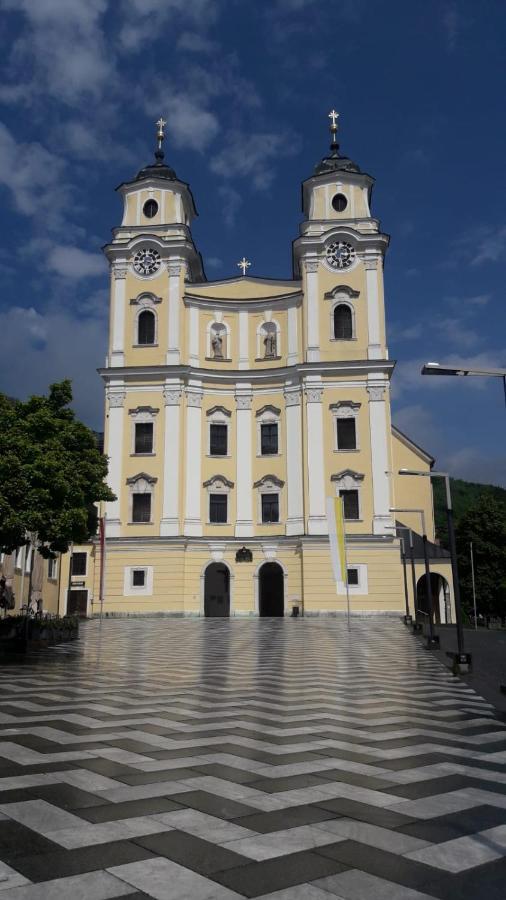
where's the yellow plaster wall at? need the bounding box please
[316,264,370,361]
[391,433,435,541]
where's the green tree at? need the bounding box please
[455,496,506,619]
[0,381,114,557]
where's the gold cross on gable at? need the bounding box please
[328,109,339,130]
[237,257,251,276]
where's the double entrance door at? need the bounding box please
[203,561,284,617]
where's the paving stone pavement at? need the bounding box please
[0,617,505,899]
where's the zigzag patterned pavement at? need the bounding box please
[0,618,505,899]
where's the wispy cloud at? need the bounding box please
[211,130,299,189]
[448,225,506,268]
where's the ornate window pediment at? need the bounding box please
[253,474,285,490]
[129,406,159,418]
[256,405,281,418]
[129,292,162,307]
[126,472,158,486]
[206,405,232,418]
[331,469,364,488]
[324,284,360,300]
[203,475,234,490]
[329,401,361,417]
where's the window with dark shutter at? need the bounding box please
[347,568,359,586]
[137,310,155,345]
[339,489,359,520]
[210,493,227,523]
[210,424,227,456]
[336,418,357,450]
[132,569,146,587]
[261,423,278,455]
[333,304,353,339]
[132,493,151,523]
[261,494,279,523]
[71,552,87,576]
[135,422,153,453]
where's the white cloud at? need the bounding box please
[217,185,242,227]
[177,31,218,53]
[0,0,114,105]
[393,351,506,397]
[0,304,106,427]
[46,246,105,280]
[118,0,219,53]
[0,122,70,230]
[211,131,298,189]
[392,404,439,453]
[206,256,223,269]
[441,447,506,488]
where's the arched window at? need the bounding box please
[333,304,353,340]
[137,309,155,345]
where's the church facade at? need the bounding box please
[83,116,452,617]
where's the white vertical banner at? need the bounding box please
[326,495,351,626]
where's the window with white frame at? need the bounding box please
[324,285,359,342]
[48,557,58,580]
[129,406,159,455]
[123,565,153,596]
[24,545,32,574]
[137,309,156,345]
[256,405,281,456]
[204,475,234,524]
[331,470,364,521]
[257,319,280,360]
[127,473,157,524]
[206,406,231,457]
[330,401,360,452]
[254,474,284,524]
[337,564,368,595]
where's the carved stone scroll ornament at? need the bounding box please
[107,390,126,408]
[367,385,386,402]
[167,262,182,277]
[305,387,323,403]
[186,391,203,408]
[284,391,301,407]
[163,387,182,406]
[113,265,128,280]
[303,258,319,274]
[235,394,252,410]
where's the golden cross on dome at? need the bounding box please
[237,257,251,276]
[156,117,166,148]
[328,109,339,131]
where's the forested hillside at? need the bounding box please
[433,478,506,546]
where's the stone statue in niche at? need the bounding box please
[211,329,224,359]
[263,330,277,358]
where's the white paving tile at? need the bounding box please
[153,808,256,842]
[314,817,430,853]
[313,868,440,900]
[407,832,503,872]
[0,870,134,900]
[46,814,172,848]
[222,824,340,860]
[0,800,85,834]
[107,857,244,899]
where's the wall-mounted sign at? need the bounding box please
[235,547,253,563]
[71,581,85,587]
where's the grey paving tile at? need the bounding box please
[11,841,157,882]
[0,869,135,899]
[222,824,340,860]
[212,849,349,897]
[313,868,440,899]
[108,857,244,899]
[313,817,429,854]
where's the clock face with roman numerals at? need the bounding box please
[326,241,356,269]
[133,248,161,276]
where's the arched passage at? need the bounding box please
[204,563,230,617]
[417,573,450,625]
[259,562,284,617]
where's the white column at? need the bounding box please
[304,259,320,362]
[188,305,199,366]
[284,389,304,535]
[105,388,126,537]
[235,387,254,537]
[305,383,327,534]
[183,385,202,536]
[367,383,393,535]
[287,304,299,366]
[166,262,182,364]
[110,265,127,367]
[160,384,182,536]
[238,311,249,370]
[364,256,382,360]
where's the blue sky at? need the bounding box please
[0,0,505,486]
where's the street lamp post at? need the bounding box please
[390,507,439,648]
[399,470,472,675]
[399,536,410,624]
[421,362,506,412]
[396,525,419,629]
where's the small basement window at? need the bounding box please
[132,569,146,587]
[347,568,359,586]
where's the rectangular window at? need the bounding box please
[209,493,227,523]
[261,493,279,523]
[71,552,87,576]
[209,423,227,456]
[134,422,153,454]
[339,489,359,521]
[261,423,278,455]
[132,569,146,587]
[336,418,357,450]
[347,567,359,586]
[48,557,57,579]
[132,493,151,523]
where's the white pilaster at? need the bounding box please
[284,389,304,535]
[160,384,182,536]
[105,388,126,537]
[367,383,393,535]
[235,387,254,537]
[183,384,203,536]
[238,311,249,370]
[166,262,182,364]
[304,259,320,362]
[305,382,327,534]
[188,305,199,366]
[364,256,382,360]
[110,265,127,367]
[287,305,299,366]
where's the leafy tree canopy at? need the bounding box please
[0,380,114,556]
[455,496,506,618]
